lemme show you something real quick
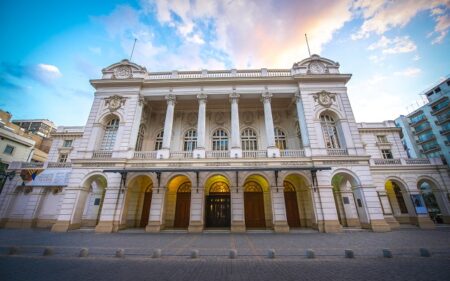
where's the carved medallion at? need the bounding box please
[215,112,225,125]
[113,66,132,79]
[242,111,254,125]
[313,90,335,108]
[309,62,325,74]
[187,112,197,126]
[105,95,126,112]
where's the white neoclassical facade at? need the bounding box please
[1,55,449,233]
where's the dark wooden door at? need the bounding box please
[205,194,231,227]
[174,192,191,228]
[284,191,301,227]
[244,192,266,228]
[139,192,152,227]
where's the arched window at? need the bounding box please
[100,118,119,151]
[274,127,287,150]
[212,129,228,151]
[241,128,258,150]
[184,129,197,151]
[154,130,164,150]
[320,114,340,149]
[135,124,145,151]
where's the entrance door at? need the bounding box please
[174,192,191,228]
[205,194,231,227]
[244,192,266,228]
[284,191,301,227]
[139,191,152,227]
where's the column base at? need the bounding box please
[51,221,81,232]
[157,149,170,159]
[188,221,203,233]
[267,147,280,158]
[345,218,361,228]
[384,216,400,229]
[95,221,122,233]
[369,219,391,232]
[315,220,342,233]
[230,148,242,158]
[145,221,163,232]
[414,216,436,229]
[273,221,289,233]
[231,221,246,233]
[192,148,206,159]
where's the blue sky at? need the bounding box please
[1,0,449,126]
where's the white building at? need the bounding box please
[1,55,449,232]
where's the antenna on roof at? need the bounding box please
[305,34,311,57]
[129,38,137,61]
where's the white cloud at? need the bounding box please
[351,0,450,43]
[394,67,422,77]
[37,64,62,79]
[368,36,417,54]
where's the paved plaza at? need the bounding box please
[0,227,449,280]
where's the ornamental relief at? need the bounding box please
[186,112,198,126]
[113,66,132,79]
[104,95,127,112]
[242,111,254,125]
[312,91,336,108]
[215,112,226,125]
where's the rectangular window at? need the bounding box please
[381,149,393,159]
[58,153,68,163]
[3,145,15,155]
[63,139,73,147]
[376,135,388,143]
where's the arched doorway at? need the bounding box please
[331,173,362,228]
[283,174,315,228]
[243,175,271,228]
[205,177,231,228]
[80,174,107,227]
[174,182,191,228]
[385,180,411,224]
[163,175,192,229]
[418,179,446,224]
[123,175,153,228]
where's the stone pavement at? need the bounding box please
[0,227,450,280]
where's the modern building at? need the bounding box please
[395,77,450,166]
[12,119,56,138]
[1,55,449,232]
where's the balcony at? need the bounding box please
[92,151,113,159]
[242,150,267,158]
[410,116,427,127]
[326,148,348,156]
[206,151,229,158]
[280,149,305,158]
[8,161,72,170]
[370,158,441,166]
[435,114,450,125]
[133,151,157,159]
[170,151,193,159]
[414,124,432,134]
[421,145,441,154]
[430,102,449,115]
[439,129,450,135]
[373,158,401,165]
[416,135,436,145]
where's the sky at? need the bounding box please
[0,0,449,126]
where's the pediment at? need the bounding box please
[292,54,340,75]
[101,59,147,79]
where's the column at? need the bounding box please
[271,187,289,232]
[229,92,242,158]
[193,93,207,158]
[231,187,246,232]
[146,188,166,232]
[261,90,280,157]
[294,91,311,156]
[188,187,204,232]
[158,94,176,159]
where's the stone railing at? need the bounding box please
[146,69,291,80]
[47,162,72,168]
[404,158,431,165]
[280,149,305,158]
[206,151,229,158]
[242,150,267,158]
[373,158,402,165]
[170,151,193,159]
[133,151,158,159]
[370,158,440,166]
[92,151,113,159]
[326,148,348,156]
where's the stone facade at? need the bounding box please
[1,55,449,233]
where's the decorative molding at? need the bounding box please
[104,95,127,112]
[113,66,132,79]
[229,92,240,102]
[165,94,176,105]
[261,91,272,103]
[313,90,336,108]
[197,93,208,103]
[215,112,225,125]
[242,111,254,125]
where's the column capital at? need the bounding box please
[261,92,272,103]
[138,95,147,107]
[165,94,176,105]
[229,92,240,102]
[294,90,302,103]
[197,93,208,103]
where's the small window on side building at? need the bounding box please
[381,149,393,159]
[3,145,15,155]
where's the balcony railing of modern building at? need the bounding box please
[416,135,436,145]
[430,102,450,116]
[409,115,427,127]
[435,113,450,125]
[413,124,432,135]
[440,129,450,135]
[420,145,441,154]
[370,157,443,166]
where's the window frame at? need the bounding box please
[320,114,341,149]
[154,130,164,150]
[183,129,197,152]
[274,127,287,150]
[212,129,229,151]
[241,128,258,151]
[3,145,15,155]
[100,118,120,151]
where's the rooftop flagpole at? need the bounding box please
[129,38,137,61]
[305,33,311,57]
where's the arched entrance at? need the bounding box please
[418,179,446,224]
[80,174,107,227]
[244,175,271,228]
[283,174,315,228]
[205,176,231,228]
[385,180,412,224]
[163,175,192,229]
[331,173,362,228]
[174,182,191,228]
[123,175,153,228]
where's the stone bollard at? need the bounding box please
[79,248,89,257]
[419,248,431,257]
[229,249,237,259]
[8,246,20,255]
[115,248,125,258]
[344,249,354,258]
[267,249,276,259]
[306,249,315,259]
[152,249,162,258]
[43,247,54,256]
[382,249,392,258]
[190,249,199,259]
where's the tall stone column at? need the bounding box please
[193,93,207,158]
[294,91,311,156]
[158,94,176,159]
[261,90,280,157]
[229,92,242,158]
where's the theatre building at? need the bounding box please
[1,55,449,233]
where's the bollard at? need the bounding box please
[267,249,276,259]
[8,246,20,255]
[152,249,162,258]
[79,248,89,257]
[43,247,54,256]
[115,248,125,258]
[306,249,315,259]
[344,249,354,258]
[419,248,431,257]
[190,249,199,259]
[382,249,392,258]
[229,249,237,259]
